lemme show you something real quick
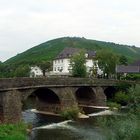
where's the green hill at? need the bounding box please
[4,37,140,65]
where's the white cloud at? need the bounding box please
[0,0,140,61]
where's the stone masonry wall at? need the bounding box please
[2,90,22,123]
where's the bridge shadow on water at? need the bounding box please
[22,109,106,140]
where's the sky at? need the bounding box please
[0,0,140,62]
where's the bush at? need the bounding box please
[60,107,80,120]
[127,85,140,114]
[125,74,140,80]
[107,102,121,110]
[116,82,132,92]
[114,91,130,105]
[97,85,140,140]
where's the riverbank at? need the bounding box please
[0,122,27,140]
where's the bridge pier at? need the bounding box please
[0,90,22,123]
[92,87,106,106]
[51,87,78,110]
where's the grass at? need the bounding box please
[0,122,27,140]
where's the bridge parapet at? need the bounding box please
[0,77,132,91]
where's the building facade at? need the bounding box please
[53,47,102,75]
[30,66,43,77]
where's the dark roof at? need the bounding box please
[130,59,140,66]
[87,50,96,58]
[116,65,140,73]
[55,47,96,59]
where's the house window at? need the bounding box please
[58,67,60,71]
[61,59,63,63]
[58,67,63,72]
[54,67,56,71]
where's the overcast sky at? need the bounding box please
[0,0,140,61]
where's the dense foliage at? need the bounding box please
[36,61,52,76]
[96,50,119,78]
[60,107,80,120]
[119,55,128,65]
[98,85,140,140]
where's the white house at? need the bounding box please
[53,47,102,75]
[30,66,43,77]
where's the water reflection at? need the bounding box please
[23,110,105,140]
[31,121,105,140]
[22,110,64,127]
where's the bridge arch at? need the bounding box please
[75,86,96,105]
[22,87,62,113]
[34,87,61,104]
[104,86,117,101]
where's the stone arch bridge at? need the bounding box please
[0,77,133,123]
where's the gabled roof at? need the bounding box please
[55,47,96,59]
[116,65,140,73]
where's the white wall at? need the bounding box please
[53,58,70,73]
[53,58,95,74]
[86,59,94,72]
[30,66,43,77]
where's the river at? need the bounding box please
[22,109,107,140]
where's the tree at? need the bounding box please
[0,62,4,77]
[0,64,13,78]
[70,50,87,77]
[14,65,30,77]
[96,50,118,78]
[37,61,52,76]
[119,55,128,65]
[91,61,98,78]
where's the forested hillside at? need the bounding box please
[0,37,140,77]
[5,37,140,65]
